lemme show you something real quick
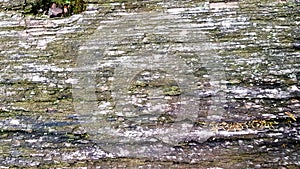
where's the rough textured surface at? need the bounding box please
[0,0,34,10]
[0,0,299,168]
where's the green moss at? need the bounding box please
[26,0,86,15]
[157,114,174,124]
[163,86,181,96]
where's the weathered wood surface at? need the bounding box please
[0,0,299,168]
